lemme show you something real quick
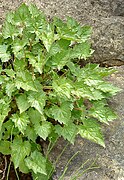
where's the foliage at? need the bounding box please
[0,3,121,179]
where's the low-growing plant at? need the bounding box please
[0,3,121,179]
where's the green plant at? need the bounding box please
[0,3,121,179]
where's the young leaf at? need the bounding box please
[88,101,117,124]
[34,121,52,140]
[52,77,73,99]
[0,44,11,62]
[28,108,45,124]
[55,123,78,144]
[2,21,20,39]
[25,125,37,142]
[0,102,10,132]
[11,136,31,168]
[78,118,105,147]
[27,91,46,114]
[11,112,30,134]
[16,93,30,113]
[0,140,11,155]
[13,3,31,26]
[15,71,37,91]
[49,102,72,125]
[25,150,47,175]
[31,160,54,180]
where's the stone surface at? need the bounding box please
[49,65,124,180]
[0,0,124,65]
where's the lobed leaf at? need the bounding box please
[25,150,47,175]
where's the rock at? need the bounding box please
[0,0,124,65]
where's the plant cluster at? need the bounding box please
[0,3,121,179]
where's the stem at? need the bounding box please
[14,167,20,180]
[43,86,53,90]
[71,156,99,180]
[6,161,11,180]
[48,142,69,179]
[58,151,80,180]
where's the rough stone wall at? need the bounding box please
[0,0,124,65]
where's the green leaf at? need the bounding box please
[88,101,117,124]
[19,160,29,174]
[15,71,37,91]
[12,37,28,54]
[16,93,30,113]
[13,3,31,26]
[96,82,121,96]
[72,81,104,100]
[78,118,105,147]
[70,42,93,60]
[55,123,78,144]
[11,136,31,168]
[27,91,46,114]
[25,150,47,175]
[0,101,10,132]
[2,21,20,39]
[48,49,71,70]
[28,108,45,124]
[34,121,52,140]
[25,125,37,142]
[0,140,11,155]
[39,24,56,52]
[49,102,72,124]
[31,160,53,180]
[52,77,73,99]
[11,112,30,134]
[0,44,11,62]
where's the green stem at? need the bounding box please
[58,151,80,180]
[6,161,11,180]
[48,142,69,179]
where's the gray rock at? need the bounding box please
[0,0,124,65]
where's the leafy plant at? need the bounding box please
[0,3,121,179]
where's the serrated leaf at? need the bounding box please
[13,3,31,26]
[11,136,31,168]
[28,108,45,124]
[55,123,77,144]
[11,112,30,134]
[34,121,52,140]
[0,140,11,155]
[16,93,30,113]
[96,82,121,96]
[19,160,29,174]
[15,71,37,91]
[27,91,46,114]
[28,4,41,18]
[26,52,44,74]
[70,42,93,60]
[6,82,16,97]
[25,125,37,142]
[12,37,28,54]
[88,101,117,124]
[39,24,55,52]
[25,150,47,175]
[31,160,53,180]
[48,49,71,70]
[2,21,20,39]
[0,101,10,132]
[52,77,73,99]
[78,118,105,147]
[0,44,11,62]
[49,102,72,124]
[72,81,104,100]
